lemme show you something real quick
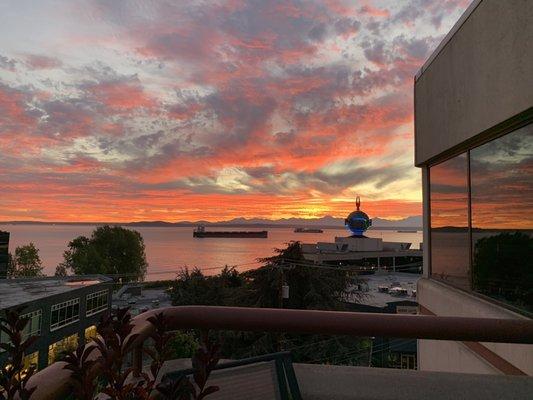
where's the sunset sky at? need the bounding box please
[0,0,470,222]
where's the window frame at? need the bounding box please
[86,289,109,317]
[50,298,80,331]
[22,309,42,340]
[428,151,470,289]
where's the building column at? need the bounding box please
[421,167,430,278]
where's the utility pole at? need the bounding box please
[276,260,290,352]
[276,260,283,352]
[278,261,284,309]
[368,337,375,367]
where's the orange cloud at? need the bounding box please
[0,0,472,223]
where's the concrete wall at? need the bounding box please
[420,168,430,279]
[417,279,533,375]
[381,241,411,251]
[414,0,533,165]
[334,237,383,251]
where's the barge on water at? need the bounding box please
[294,228,324,233]
[193,225,268,238]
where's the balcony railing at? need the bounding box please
[26,306,533,399]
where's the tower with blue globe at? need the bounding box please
[345,196,372,237]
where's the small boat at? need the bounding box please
[193,225,267,238]
[294,228,324,233]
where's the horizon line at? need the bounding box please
[0,215,423,226]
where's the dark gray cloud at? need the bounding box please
[362,38,389,64]
[204,88,277,149]
[393,35,433,61]
[147,160,413,196]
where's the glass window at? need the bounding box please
[429,153,470,290]
[0,328,7,353]
[86,290,109,316]
[22,310,42,340]
[2,351,39,377]
[400,354,417,370]
[48,334,78,365]
[1,310,41,352]
[23,351,39,372]
[50,299,80,331]
[470,125,533,312]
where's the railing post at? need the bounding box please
[132,343,143,377]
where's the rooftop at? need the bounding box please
[294,363,533,400]
[154,359,533,400]
[0,275,112,310]
[113,287,172,315]
[351,271,419,308]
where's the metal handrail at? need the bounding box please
[25,306,533,399]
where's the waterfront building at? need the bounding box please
[414,0,532,375]
[0,275,112,370]
[302,198,422,269]
[0,231,9,279]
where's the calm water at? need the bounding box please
[0,225,422,281]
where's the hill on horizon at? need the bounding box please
[1,215,423,229]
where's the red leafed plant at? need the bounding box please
[92,307,142,399]
[62,308,220,400]
[0,308,39,400]
[157,331,221,400]
[190,331,220,400]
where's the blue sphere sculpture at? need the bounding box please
[345,196,372,236]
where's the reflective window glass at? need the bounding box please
[471,125,533,312]
[429,153,470,289]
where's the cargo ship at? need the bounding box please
[294,228,324,233]
[193,225,268,238]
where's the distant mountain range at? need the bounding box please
[1,215,422,230]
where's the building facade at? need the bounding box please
[0,231,9,279]
[414,0,532,375]
[348,276,419,371]
[0,276,112,371]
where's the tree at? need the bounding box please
[170,266,244,306]
[6,252,15,278]
[473,232,533,311]
[240,242,365,362]
[54,263,68,277]
[8,243,44,278]
[168,242,367,364]
[62,226,148,281]
[245,241,362,310]
[167,331,199,359]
